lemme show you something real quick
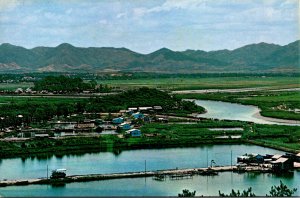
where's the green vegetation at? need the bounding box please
[218,181,297,197]
[99,76,300,91]
[0,87,203,129]
[0,119,299,158]
[219,187,255,197]
[34,75,97,92]
[178,189,196,197]
[176,90,300,120]
[268,180,297,197]
[87,87,204,114]
[0,41,298,73]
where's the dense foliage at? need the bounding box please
[218,181,297,197]
[33,75,96,92]
[87,87,204,113]
[178,189,196,197]
[0,88,204,128]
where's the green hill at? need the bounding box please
[0,40,298,73]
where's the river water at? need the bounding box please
[1,145,299,196]
[194,100,300,125]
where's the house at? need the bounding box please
[237,155,250,163]
[153,106,163,111]
[237,153,263,164]
[132,112,144,119]
[51,122,76,131]
[254,154,264,163]
[138,107,153,112]
[112,117,124,124]
[126,129,142,137]
[271,154,282,161]
[34,134,49,139]
[120,123,131,130]
[295,153,300,162]
[128,107,138,113]
[15,88,23,94]
[271,157,293,172]
[75,123,95,129]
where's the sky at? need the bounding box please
[0,0,299,54]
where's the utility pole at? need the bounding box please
[206,148,208,167]
[231,150,233,168]
[47,164,48,180]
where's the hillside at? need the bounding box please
[0,41,298,73]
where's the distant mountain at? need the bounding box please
[0,41,299,73]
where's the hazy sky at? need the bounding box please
[0,0,298,53]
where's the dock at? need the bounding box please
[1,165,269,187]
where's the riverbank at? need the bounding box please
[0,136,241,159]
[253,111,300,125]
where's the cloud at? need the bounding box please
[132,0,206,17]
[116,12,127,19]
[0,0,22,11]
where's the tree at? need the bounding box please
[267,180,297,197]
[178,189,196,197]
[219,187,255,197]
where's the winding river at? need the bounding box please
[194,100,300,126]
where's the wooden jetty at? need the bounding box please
[0,165,238,187]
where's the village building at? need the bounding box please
[50,122,76,132]
[112,117,124,124]
[153,106,163,111]
[120,123,131,130]
[271,157,293,172]
[126,129,141,137]
[138,107,153,113]
[15,88,24,94]
[75,122,95,129]
[295,153,300,162]
[128,107,138,113]
[271,154,282,161]
[132,112,144,119]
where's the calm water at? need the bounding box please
[0,145,296,196]
[194,100,299,125]
[1,171,299,196]
[0,145,285,180]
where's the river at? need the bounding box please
[194,100,300,126]
[1,145,299,196]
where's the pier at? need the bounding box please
[1,165,275,187]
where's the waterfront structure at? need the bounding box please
[271,157,293,172]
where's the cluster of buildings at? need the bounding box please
[237,152,300,172]
[3,105,165,140]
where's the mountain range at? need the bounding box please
[0,41,299,73]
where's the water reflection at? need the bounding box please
[0,145,286,180]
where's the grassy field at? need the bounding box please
[0,96,87,104]
[98,76,300,91]
[0,82,34,91]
